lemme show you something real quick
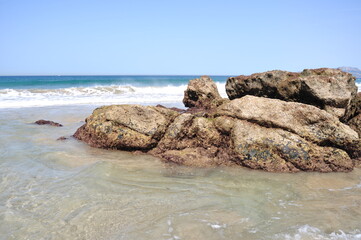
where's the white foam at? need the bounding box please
[275,225,361,240]
[0,83,228,108]
[0,85,180,108]
[328,182,361,192]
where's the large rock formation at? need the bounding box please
[74,73,361,172]
[226,68,357,118]
[150,96,359,172]
[183,75,224,109]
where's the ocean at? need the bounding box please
[1,76,361,239]
[0,75,228,108]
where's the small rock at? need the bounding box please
[35,120,63,127]
[183,76,224,109]
[57,136,68,141]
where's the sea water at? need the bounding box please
[0,75,228,108]
[1,76,361,240]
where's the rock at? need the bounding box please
[75,78,361,173]
[57,136,68,141]
[149,96,358,172]
[342,92,361,121]
[35,120,63,127]
[226,68,357,118]
[347,115,361,138]
[229,119,352,172]
[216,96,361,172]
[73,105,179,150]
[342,92,361,137]
[183,75,224,109]
[149,114,235,167]
[216,95,359,156]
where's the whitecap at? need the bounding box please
[0,84,198,108]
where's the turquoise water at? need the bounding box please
[0,75,358,89]
[0,75,229,89]
[0,75,228,108]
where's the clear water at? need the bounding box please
[0,76,361,239]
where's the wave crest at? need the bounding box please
[1,84,227,108]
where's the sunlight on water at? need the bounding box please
[1,106,361,240]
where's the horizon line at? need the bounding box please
[0,74,235,77]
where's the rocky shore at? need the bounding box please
[74,69,361,172]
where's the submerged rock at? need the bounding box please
[183,75,225,109]
[74,71,361,173]
[57,136,68,141]
[35,120,63,127]
[225,68,357,118]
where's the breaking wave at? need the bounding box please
[0,83,227,108]
[357,82,361,92]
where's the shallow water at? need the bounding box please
[1,105,361,240]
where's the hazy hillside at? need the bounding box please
[338,67,361,78]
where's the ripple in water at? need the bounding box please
[1,106,361,240]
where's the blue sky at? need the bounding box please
[0,0,360,75]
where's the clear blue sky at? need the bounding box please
[0,0,360,75]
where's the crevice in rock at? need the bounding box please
[215,113,300,137]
